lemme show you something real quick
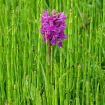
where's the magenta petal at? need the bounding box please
[47,34,52,39]
[43,10,48,16]
[51,38,57,45]
[59,12,67,20]
[41,11,49,22]
[58,32,66,40]
[58,41,62,47]
[52,9,56,16]
[41,10,67,47]
[49,26,56,31]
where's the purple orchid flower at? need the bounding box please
[41,9,67,47]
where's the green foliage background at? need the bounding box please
[0,0,105,105]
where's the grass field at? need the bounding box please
[0,0,105,105]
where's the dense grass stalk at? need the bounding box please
[31,71,37,104]
[0,20,3,104]
[75,4,80,104]
[52,85,55,105]
[103,0,105,21]
[54,61,58,105]
[48,42,51,72]
[4,1,11,104]
[36,88,42,105]
[76,65,81,105]
[59,48,63,105]
[86,81,90,105]
[56,0,58,11]
[66,0,73,103]
[96,83,99,105]
[66,1,72,104]
[13,85,17,105]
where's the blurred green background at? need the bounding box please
[0,0,105,105]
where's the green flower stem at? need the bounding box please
[48,41,51,74]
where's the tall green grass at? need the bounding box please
[0,0,105,105]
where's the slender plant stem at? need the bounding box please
[48,41,51,73]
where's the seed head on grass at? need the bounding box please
[41,9,67,47]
